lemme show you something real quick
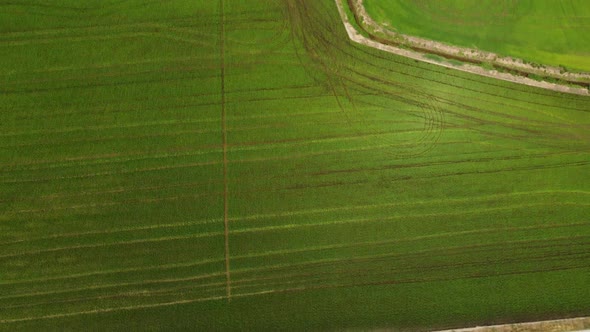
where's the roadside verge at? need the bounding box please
[335,0,589,96]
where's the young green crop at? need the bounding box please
[0,0,589,330]
[363,0,590,71]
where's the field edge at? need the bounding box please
[338,0,590,96]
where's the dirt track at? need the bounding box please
[434,316,590,332]
[335,0,589,96]
[219,0,232,302]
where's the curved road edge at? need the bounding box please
[434,316,590,332]
[334,0,589,96]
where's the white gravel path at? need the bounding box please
[334,0,589,96]
[434,316,590,332]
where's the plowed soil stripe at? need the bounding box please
[220,0,232,302]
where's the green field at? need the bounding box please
[363,0,590,72]
[1,0,590,330]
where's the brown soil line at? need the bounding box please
[219,0,232,302]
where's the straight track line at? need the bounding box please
[219,0,232,302]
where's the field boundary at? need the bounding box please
[334,0,589,96]
[434,316,590,332]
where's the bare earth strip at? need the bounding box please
[219,0,232,301]
[334,0,589,96]
[434,316,590,332]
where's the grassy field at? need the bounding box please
[1,0,589,330]
[363,0,590,72]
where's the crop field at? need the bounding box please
[363,0,590,72]
[1,0,589,330]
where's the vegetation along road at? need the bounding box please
[340,0,590,95]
